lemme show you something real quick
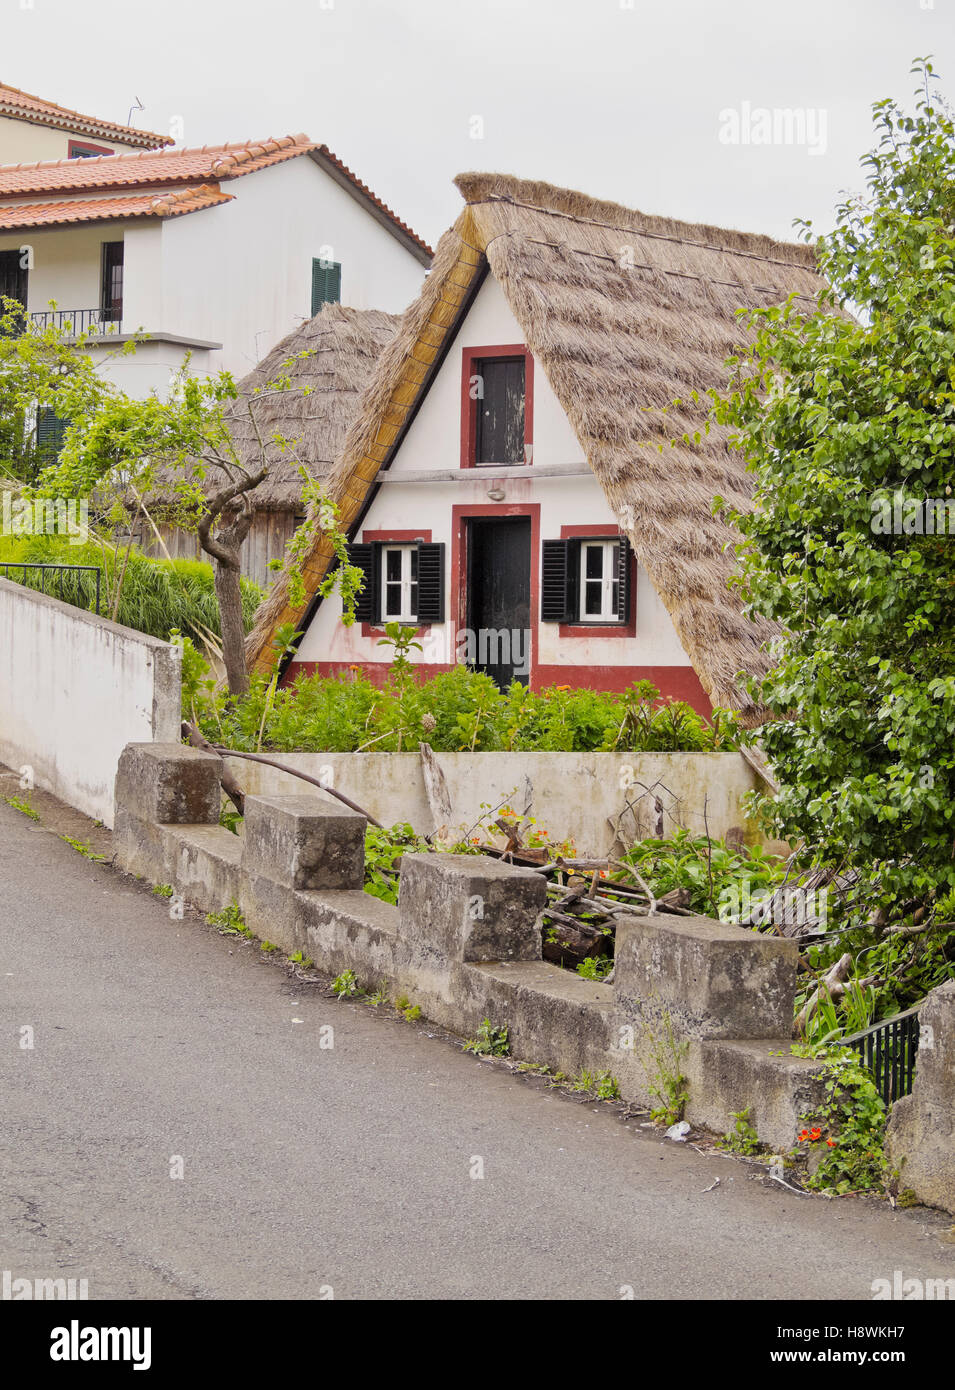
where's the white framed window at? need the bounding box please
[579,540,620,622]
[381,545,419,622]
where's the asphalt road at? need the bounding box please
[2,793,954,1301]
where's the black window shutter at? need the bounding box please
[347,542,380,623]
[541,539,573,621]
[615,538,631,625]
[416,542,445,623]
[311,259,342,316]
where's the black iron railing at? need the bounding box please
[842,1006,921,1105]
[28,308,121,335]
[0,561,101,614]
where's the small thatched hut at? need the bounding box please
[145,302,399,587]
[246,173,827,722]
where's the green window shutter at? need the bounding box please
[36,407,68,461]
[311,259,342,316]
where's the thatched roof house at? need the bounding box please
[247,173,825,720]
[145,303,399,585]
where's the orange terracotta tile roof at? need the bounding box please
[0,132,433,258]
[0,80,172,149]
[0,184,233,230]
[0,134,318,196]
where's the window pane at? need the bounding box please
[585,582,602,616]
[385,584,402,616]
[410,549,418,580]
[385,549,402,581]
[585,545,603,579]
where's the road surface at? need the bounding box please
[2,792,954,1300]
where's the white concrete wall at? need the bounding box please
[224,750,765,857]
[0,578,181,826]
[0,115,136,165]
[293,276,693,679]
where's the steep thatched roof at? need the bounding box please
[146,302,399,514]
[247,173,826,721]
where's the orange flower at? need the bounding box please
[810,1128,822,1141]
[826,1139,836,1148]
[798,1129,810,1142]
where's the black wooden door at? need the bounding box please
[466,518,531,689]
[475,358,525,464]
[0,249,28,327]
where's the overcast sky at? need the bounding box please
[7,0,953,248]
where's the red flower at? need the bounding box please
[826,1139,836,1148]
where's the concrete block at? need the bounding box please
[613,912,798,1040]
[464,960,614,1076]
[241,870,307,954]
[398,853,546,963]
[692,1039,828,1153]
[887,982,955,1214]
[114,743,221,825]
[241,795,365,891]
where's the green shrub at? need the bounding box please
[194,663,740,758]
[0,532,261,642]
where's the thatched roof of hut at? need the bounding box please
[146,302,399,514]
[246,173,827,721]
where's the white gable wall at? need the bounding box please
[156,156,427,378]
[293,275,699,698]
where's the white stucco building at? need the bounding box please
[0,84,431,400]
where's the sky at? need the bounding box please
[5,0,954,249]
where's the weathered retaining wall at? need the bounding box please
[0,578,181,826]
[114,741,826,1151]
[225,750,767,856]
[887,982,955,1215]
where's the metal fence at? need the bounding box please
[27,309,121,335]
[0,561,101,615]
[842,1005,921,1105]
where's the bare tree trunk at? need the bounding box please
[213,552,249,697]
[197,476,264,699]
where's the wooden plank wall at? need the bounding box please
[146,513,299,589]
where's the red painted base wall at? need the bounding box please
[284,660,714,718]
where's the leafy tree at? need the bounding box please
[5,311,359,695]
[710,58,955,928]
[0,297,117,484]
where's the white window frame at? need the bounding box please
[381,544,418,623]
[578,540,619,623]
